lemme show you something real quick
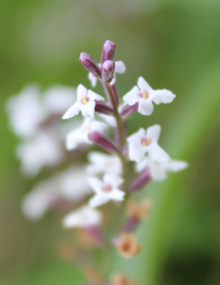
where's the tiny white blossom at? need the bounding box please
[88,61,126,87]
[87,151,122,175]
[62,84,104,119]
[127,125,170,163]
[136,156,188,181]
[63,205,102,228]
[59,167,92,201]
[16,130,64,176]
[22,177,60,220]
[66,118,107,150]
[123,76,175,116]
[88,174,125,208]
[43,85,76,116]
[5,85,44,137]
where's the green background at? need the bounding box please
[1,0,220,284]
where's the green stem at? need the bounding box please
[103,83,128,192]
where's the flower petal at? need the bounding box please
[137,77,152,92]
[109,188,125,201]
[88,72,98,87]
[166,160,188,172]
[62,102,80,119]
[81,101,95,118]
[77,84,87,99]
[138,98,154,115]
[88,90,105,102]
[146,125,161,142]
[115,61,126,73]
[148,144,170,163]
[88,177,103,194]
[151,89,176,105]
[135,157,150,172]
[123,86,140,105]
[127,128,145,143]
[129,141,146,162]
[103,174,123,187]
[89,194,109,208]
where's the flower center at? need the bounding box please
[83,125,90,131]
[81,96,89,105]
[141,137,151,146]
[139,90,148,99]
[102,184,112,192]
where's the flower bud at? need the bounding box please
[101,40,116,64]
[95,101,114,115]
[88,132,119,153]
[129,168,151,192]
[79,53,101,78]
[102,60,115,82]
[120,103,138,118]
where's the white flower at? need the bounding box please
[88,61,126,87]
[43,85,76,116]
[16,130,64,176]
[5,85,44,137]
[123,76,175,116]
[87,152,122,176]
[63,206,102,228]
[62,84,104,119]
[66,118,107,150]
[59,167,92,201]
[136,156,188,181]
[99,114,117,127]
[88,174,125,208]
[127,125,170,163]
[22,177,60,220]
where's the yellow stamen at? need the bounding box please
[141,137,151,146]
[82,96,88,104]
[84,125,90,131]
[142,90,148,99]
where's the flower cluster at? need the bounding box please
[60,40,188,284]
[6,40,188,285]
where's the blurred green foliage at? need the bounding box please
[0,0,220,284]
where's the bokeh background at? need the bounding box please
[1,0,220,284]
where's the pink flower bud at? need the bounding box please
[101,40,116,64]
[129,168,151,192]
[95,101,114,115]
[120,103,139,118]
[102,60,115,83]
[79,53,101,78]
[88,132,119,153]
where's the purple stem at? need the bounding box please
[120,103,138,118]
[95,101,114,115]
[88,132,119,154]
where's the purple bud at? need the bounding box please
[129,168,151,192]
[110,84,120,106]
[95,101,114,115]
[79,53,101,78]
[101,40,116,64]
[102,60,115,82]
[120,103,139,118]
[122,216,139,233]
[88,132,119,153]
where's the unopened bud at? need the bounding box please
[102,60,115,82]
[129,168,151,192]
[101,40,116,64]
[120,103,138,118]
[79,53,101,78]
[88,132,119,153]
[95,101,114,115]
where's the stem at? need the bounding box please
[102,82,128,192]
